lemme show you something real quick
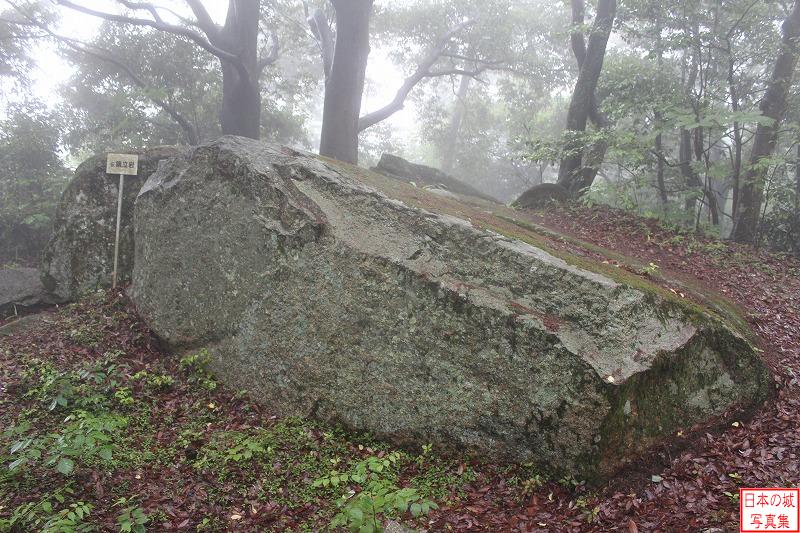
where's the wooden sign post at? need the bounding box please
[105,154,139,289]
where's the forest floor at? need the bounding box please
[1,203,799,532]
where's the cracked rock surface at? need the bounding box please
[131,136,769,479]
[41,146,184,302]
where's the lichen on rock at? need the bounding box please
[41,146,185,302]
[131,136,770,480]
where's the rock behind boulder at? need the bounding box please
[41,146,184,302]
[373,153,497,202]
[0,267,50,317]
[132,136,769,479]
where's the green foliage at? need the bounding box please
[0,100,70,261]
[0,487,93,533]
[6,410,127,475]
[179,349,217,391]
[314,451,438,532]
[114,387,135,407]
[114,498,150,533]
[760,168,800,257]
[144,374,174,391]
[189,430,273,471]
[641,262,660,276]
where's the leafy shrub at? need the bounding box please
[0,486,93,533]
[314,452,438,533]
[6,411,128,475]
[115,498,150,533]
[180,349,217,391]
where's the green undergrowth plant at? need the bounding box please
[5,410,128,475]
[179,349,217,391]
[114,498,150,533]
[314,451,438,533]
[0,486,93,532]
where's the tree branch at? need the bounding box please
[114,1,165,24]
[307,7,333,79]
[570,0,587,67]
[358,18,486,132]
[184,0,221,44]
[18,7,201,145]
[55,0,237,63]
[257,30,279,72]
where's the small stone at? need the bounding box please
[384,520,416,533]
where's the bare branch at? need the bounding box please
[425,66,490,80]
[55,0,237,64]
[114,0,165,24]
[358,18,485,132]
[184,0,221,43]
[257,30,279,72]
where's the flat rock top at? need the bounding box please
[312,152,750,340]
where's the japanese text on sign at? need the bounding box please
[740,488,799,532]
[106,153,139,176]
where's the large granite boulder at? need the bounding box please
[373,153,497,202]
[132,137,769,479]
[41,147,184,302]
[0,267,50,317]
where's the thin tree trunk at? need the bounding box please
[728,51,743,222]
[794,144,800,211]
[654,126,667,210]
[680,128,721,226]
[319,0,374,164]
[218,0,261,139]
[557,0,617,195]
[732,0,800,243]
[654,29,668,211]
[441,75,471,173]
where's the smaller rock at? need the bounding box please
[41,146,185,302]
[0,267,50,317]
[512,183,571,208]
[0,313,52,336]
[372,153,497,202]
[384,520,417,533]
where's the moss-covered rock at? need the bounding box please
[131,136,770,480]
[41,147,184,302]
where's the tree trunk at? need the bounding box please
[654,30,668,211]
[218,0,261,139]
[732,0,800,243]
[727,49,743,222]
[680,128,721,226]
[557,0,617,194]
[319,0,374,164]
[796,144,800,208]
[654,128,667,210]
[441,74,471,173]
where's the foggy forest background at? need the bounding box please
[1,0,799,262]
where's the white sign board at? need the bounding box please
[106,153,139,175]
